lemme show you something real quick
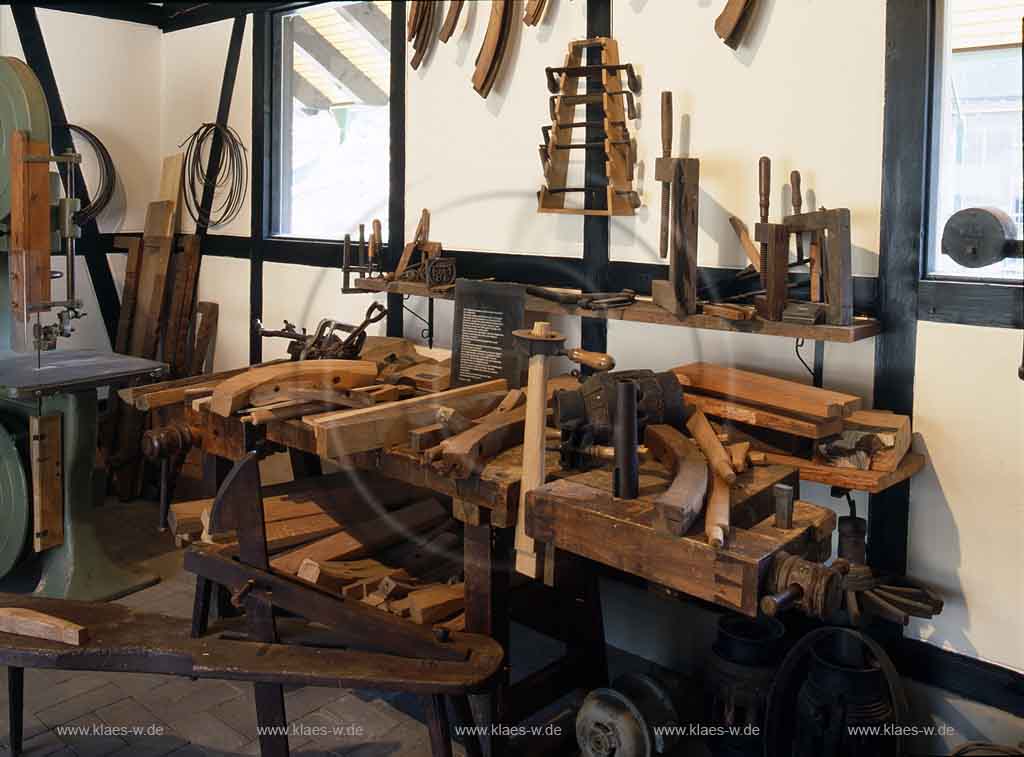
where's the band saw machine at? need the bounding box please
[0,56,164,600]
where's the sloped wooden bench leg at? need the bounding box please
[254,682,289,757]
[451,694,484,757]
[8,666,23,756]
[425,694,453,757]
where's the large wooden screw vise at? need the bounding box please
[752,156,853,325]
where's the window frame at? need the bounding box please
[260,1,400,252]
[918,0,1023,328]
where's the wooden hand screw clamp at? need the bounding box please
[651,91,700,317]
[512,323,614,582]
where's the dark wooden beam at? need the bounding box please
[292,16,388,106]
[33,2,165,27]
[387,1,405,337]
[867,0,934,581]
[250,11,271,365]
[335,3,390,50]
[581,0,612,363]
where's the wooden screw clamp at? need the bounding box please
[512,323,615,582]
[760,551,844,620]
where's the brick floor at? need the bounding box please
[0,502,474,757]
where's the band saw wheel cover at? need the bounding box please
[0,56,52,222]
[0,420,31,580]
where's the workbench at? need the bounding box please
[164,399,833,748]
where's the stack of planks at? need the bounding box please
[672,362,921,492]
[106,153,220,499]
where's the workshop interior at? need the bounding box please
[0,1,1021,756]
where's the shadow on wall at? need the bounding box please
[907,435,974,661]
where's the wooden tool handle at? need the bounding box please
[564,348,615,372]
[370,219,382,259]
[660,92,673,157]
[758,156,771,222]
[791,170,802,214]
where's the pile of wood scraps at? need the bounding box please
[672,362,924,493]
[171,472,468,629]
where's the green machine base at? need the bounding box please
[0,390,158,601]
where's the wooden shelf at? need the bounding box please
[355,278,881,343]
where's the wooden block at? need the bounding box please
[408,583,465,625]
[645,424,708,538]
[845,410,911,472]
[29,416,63,553]
[452,498,481,526]
[685,392,844,440]
[211,360,377,417]
[729,442,750,474]
[307,380,510,458]
[0,607,88,646]
[397,362,450,392]
[270,498,448,574]
[8,131,52,331]
[673,362,862,419]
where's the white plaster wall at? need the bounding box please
[611,0,884,274]
[160,17,253,238]
[0,9,164,233]
[909,321,1024,674]
[405,0,588,255]
[0,9,164,353]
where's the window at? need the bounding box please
[271,1,391,240]
[929,0,1023,282]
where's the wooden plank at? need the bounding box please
[113,237,144,354]
[8,131,51,334]
[164,234,202,377]
[685,392,843,439]
[763,451,926,494]
[120,365,255,411]
[129,201,175,358]
[673,362,862,419]
[226,514,343,553]
[0,607,87,646]
[189,301,218,376]
[308,380,510,458]
[157,152,185,236]
[210,360,378,417]
[845,410,911,472]
[270,498,449,574]
[408,583,465,625]
[715,0,754,47]
[29,416,63,553]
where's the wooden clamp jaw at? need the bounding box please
[652,158,700,317]
[781,208,853,326]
